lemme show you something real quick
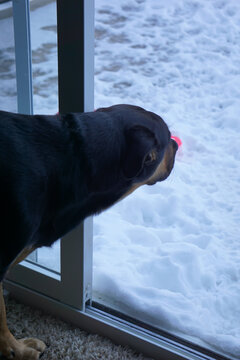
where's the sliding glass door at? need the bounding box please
[5,0,94,312]
[92,1,240,359]
[4,1,239,360]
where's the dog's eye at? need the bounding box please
[145,150,157,165]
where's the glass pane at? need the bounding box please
[31,0,58,114]
[0,2,17,112]
[28,0,60,272]
[93,1,240,359]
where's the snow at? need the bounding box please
[0,0,240,358]
[0,13,17,112]
[93,0,240,357]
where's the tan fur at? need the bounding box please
[10,246,37,269]
[121,141,175,200]
[0,247,46,359]
[146,142,175,185]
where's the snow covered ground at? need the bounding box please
[0,0,239,358]
[94,1,240,357]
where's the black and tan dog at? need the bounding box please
[0,104,178,359]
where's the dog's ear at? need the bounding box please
[123,125,158,179]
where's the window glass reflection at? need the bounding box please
[0,4,17,112]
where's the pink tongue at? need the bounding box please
[171,135,182,147]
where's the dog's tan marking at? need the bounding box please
[148,149,157,162]
[10,246,38,269]
[121,142,175,201]
[0,247,46,359]
[120,181,145,201]
[146,142,175,185]
[0,283,46,359]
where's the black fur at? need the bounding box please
[0,104,176,281]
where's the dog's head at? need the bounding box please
[97,104,177,181]
[84,104,178,205]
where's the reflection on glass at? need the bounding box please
[93,1,240,359]
[29,0,60,273]
[0,2,59,272]
[30,0,58,114]
[0,4,17,111]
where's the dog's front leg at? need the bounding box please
[0,283,46,359]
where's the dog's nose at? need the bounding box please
[171,138,178,152]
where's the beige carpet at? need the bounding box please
[3,293,153,360]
